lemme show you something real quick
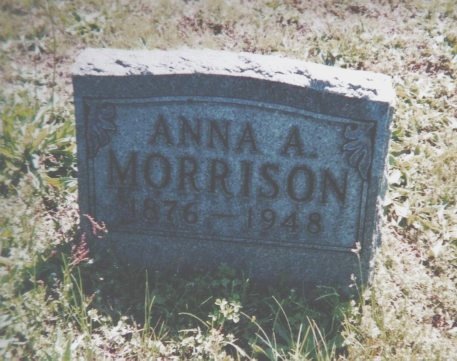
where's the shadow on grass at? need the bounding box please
[31,225,352,359]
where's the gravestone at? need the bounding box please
[72,48,395,287]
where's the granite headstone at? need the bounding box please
[72,48,395,287]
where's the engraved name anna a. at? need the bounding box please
[107,114,349,205]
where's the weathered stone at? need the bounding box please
[72,48,395,288]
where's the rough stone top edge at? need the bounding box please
[72,48,396,105]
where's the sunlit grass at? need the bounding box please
[1,0,456,359]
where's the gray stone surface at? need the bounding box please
[72,48,395,288]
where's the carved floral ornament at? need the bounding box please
[343,123,374,181]
[86,102,117,158]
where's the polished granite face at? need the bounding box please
[72,48,395,288]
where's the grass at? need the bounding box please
[1,0,456,359]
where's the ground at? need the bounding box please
[0,0,456,360]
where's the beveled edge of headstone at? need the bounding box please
[72,48,395,106]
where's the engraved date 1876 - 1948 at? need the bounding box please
[117,195,322,236]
